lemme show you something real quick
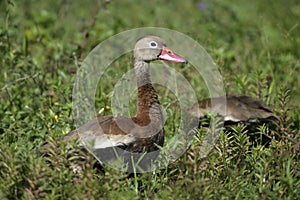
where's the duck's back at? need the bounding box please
[189,94,278,128]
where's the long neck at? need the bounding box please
[134,60,163,126]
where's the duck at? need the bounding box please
[59,36,187,172]
[188,94,278,132]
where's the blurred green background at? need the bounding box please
[0,0,299,199]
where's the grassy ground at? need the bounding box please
[1,0,299,199]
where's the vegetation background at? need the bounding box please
[0,0,299,199]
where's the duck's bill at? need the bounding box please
[159,46,188,63]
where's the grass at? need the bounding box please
[0,0,299,199]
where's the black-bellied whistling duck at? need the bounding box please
[59,36,187,172]
[188,94,278,131]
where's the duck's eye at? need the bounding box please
[149,41,158,48]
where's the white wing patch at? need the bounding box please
[224,115,240,122]
[93,134,135,149]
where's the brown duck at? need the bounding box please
[188,94,278,131]
[60,36,187,172]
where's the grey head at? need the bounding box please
[134,36,166,62]
[133,36,187,63]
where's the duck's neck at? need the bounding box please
[134,60,163,126]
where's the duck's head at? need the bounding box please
[134,36,187,63]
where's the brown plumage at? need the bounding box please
[188,94,278,130]
[54,36,187,172]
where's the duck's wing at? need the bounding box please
[65,115,164,152]
[66,115,136,150]
[189,95,278,123]
[226,95,278,122]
